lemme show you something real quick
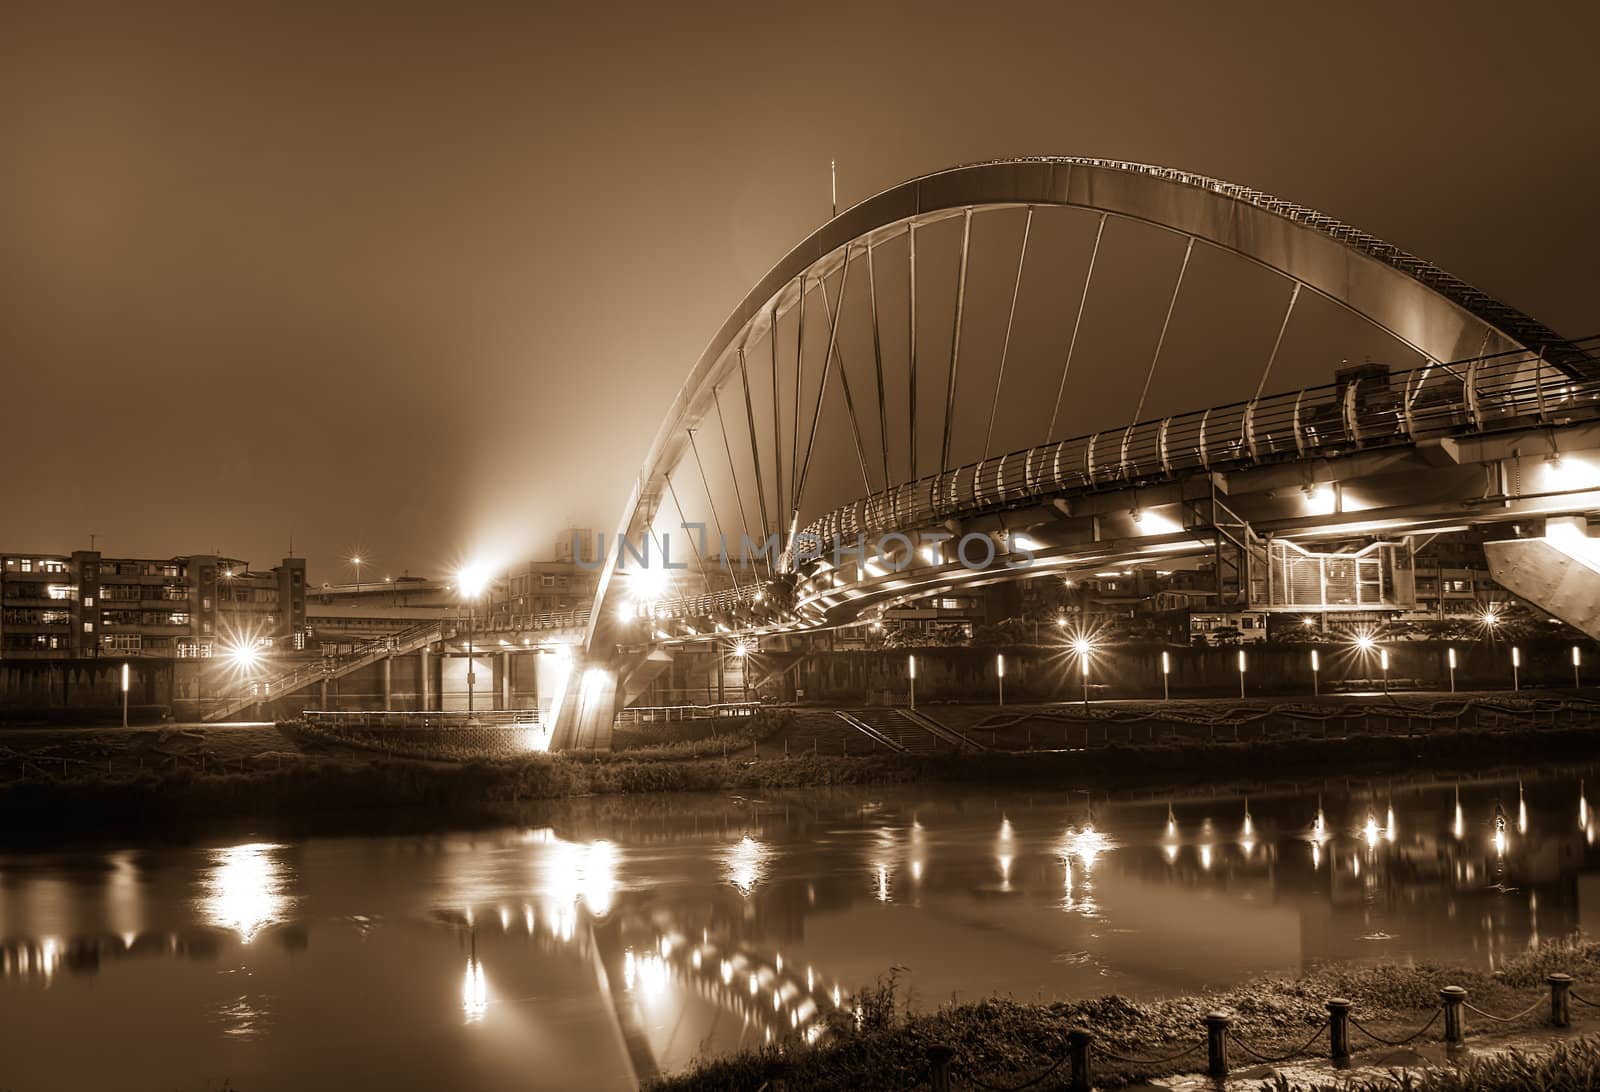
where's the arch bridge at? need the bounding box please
[550,158,1599,750]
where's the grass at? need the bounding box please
[649,939,1600,1091]
[1259,1037,1600,1090]
[3,710,1600,841]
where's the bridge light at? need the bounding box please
[456,562,492,600]
[1310,649,1319,672]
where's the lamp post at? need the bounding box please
[996,653,1005,708]
[121,662,129,728]
[1447,646,1457,693]
[1512,646,1521,692]
[1310,648,1320,697]
[350,555,364,595]
[731,639,750,703]
[1161,650,1171,701]
[908,654,917,711]
[1075,638,1091,707]
[456,564,491,718]
[1237,649,1247,700]
[1379,648,1390,695]
[1574,646,1583,690]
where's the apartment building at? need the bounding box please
[0,550,306,659]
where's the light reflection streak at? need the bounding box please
[203,843,289,943]
[724,835,771,897]
[462,956,488,1022]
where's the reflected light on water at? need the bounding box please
[1453,791,1465,840]
[1518,785,1528,835]
[203,843,289,943]
[1386,804,1398,843]
[876,863,891,902]
[724,835,771,896]
[542,838,619,926]
[462,956,488,1022]
[1199,844,1213,870]
[1364,814,1381,849]
[1060,824,1112,870]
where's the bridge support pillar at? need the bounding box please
[320,679,328,710]
[383,658,393,711]
[419,647,433,711]
[1485,518,1600,641]
[499,652,512,710]
[548,658,621,753]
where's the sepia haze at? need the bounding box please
[2,1,1597,582]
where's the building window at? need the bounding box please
[541,575,555,588]
[83,622,93,633]
[41,560,67,574]
[46,585,77,601]
[292,631,306,650]
[101,634,143,652]
[177,641,213,658]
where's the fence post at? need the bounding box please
[1327,998,1351,1060]
[1441,985,1467,1043]
[927,1044,954,1092]
[1549,973,1572,1028]
[1204,1011,1232,1077]
[1067,1027,1092,1092]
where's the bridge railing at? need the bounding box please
[475,609,591,634]
[613,701,761,728]
[302,709,540,731]
[795,338,1600,554]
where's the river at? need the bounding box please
[2,766,1595,1090]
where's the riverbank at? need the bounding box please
[4,715,1600,841]
[650,940,1600,1090]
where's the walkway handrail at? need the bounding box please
[794,335,1600,563]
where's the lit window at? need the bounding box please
[83,622,93,632]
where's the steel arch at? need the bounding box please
[587,157,1581,652]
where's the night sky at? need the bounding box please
[3,2,1597,583]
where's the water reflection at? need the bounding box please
[202,842,290,942]
[724,835,770,896]
[461,954,488,1022]
[5,772,1600,1089]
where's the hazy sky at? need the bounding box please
[3,2,1597,583]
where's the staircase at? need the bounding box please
[202,618,451,722]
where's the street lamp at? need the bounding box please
[350,555,365,594]
[1161,650,1171,701]
[996,653,1005,708]
[1512,645,1521,692]
[456,563,492,716]
[1447,646,1457,693]
[1574,645,1583,690]
[1073,637,1092,707]
[908,654,917,711]
[1310,648,1320,697]
[121,662,129,728]
[1379,647,1390,694]
[1236,648,1247,700]
[731,638,751,702]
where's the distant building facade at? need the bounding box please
[0,550,306,659]
[494,528,601,619]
